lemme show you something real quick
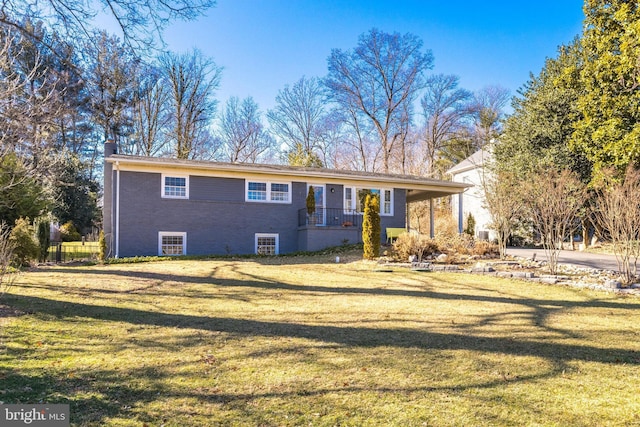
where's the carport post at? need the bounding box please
[429,199,435,238]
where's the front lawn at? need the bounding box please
[1,253,639,426]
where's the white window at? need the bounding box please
[382,189,392,215]
[344,187,393,216]
[270,183,289,201]
[158,232,187,256]
[247,182,267,200]
[162,174,189,199]
[255,233,279,255]
[246,181,291,203]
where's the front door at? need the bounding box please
[309,184,325,225]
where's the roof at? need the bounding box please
[447,148,492,175]
[106,154,470,201]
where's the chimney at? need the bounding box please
[104,139,117,157]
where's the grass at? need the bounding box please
[1,250,639,426]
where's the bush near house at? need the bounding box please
[9,218,39,267]
[392,232,498,262]
[362,194,380,259]
[464,212,476,236]
[59,221,81,242]
[37,220,50,263]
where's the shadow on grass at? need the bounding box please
[4,293,639,366]
[18,263,640,347]
[4,272,639,425]
[0,354,569,426]
[27,265,640,313]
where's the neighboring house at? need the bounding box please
[447,148,496,241]
[103,142,468,258]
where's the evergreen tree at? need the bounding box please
[37,220,50,262]
[51,155,100,234]
[0,153,48,227]
[362,194,380,260]
[571,0,640,182]
[497,40,589,181]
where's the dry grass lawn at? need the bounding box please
[1,251,639,426]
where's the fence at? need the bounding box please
[46,242,100,263]
[298,208,363,228]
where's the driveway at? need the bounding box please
[506,247,621,272]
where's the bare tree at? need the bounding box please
[161,49,222,160]
[593,166,640,284]
[0,0,215,51]
[470,85,510,149]
[522,168,586,274]
[420,74,473,176]
[85,31,140,153]
[483,171,523,259]
[267,76,327,165]
[0,26,62,187]
[218,96,273,163]
[131,64,170,156]
[325,28,433,173]
[332,101,380,172]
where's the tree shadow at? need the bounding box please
[19,263,640,343]
[0,355,571,425]
[3,293,638,366]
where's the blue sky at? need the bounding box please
[159,0,585,112]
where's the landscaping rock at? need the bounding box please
[431,264,459,272]
[512,271,535,278]
[436,254,448,263]
[471,262,495,273]
[605,279,622,289]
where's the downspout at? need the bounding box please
[406,201,410,232]
[115,161,120,258]
[458,192,464,234]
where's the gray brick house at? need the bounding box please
[103,142,468,258]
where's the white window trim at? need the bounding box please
[255,233,279,255]
[161,174,189,199]
[158,231,187,256]
[245,180,292,204]
[343,187,394,216]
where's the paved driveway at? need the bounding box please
[506,247,621,272]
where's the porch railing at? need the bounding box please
[298,208,362,228]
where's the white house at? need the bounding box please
[447,148,496,241]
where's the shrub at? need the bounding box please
[98,230,107,262]
[464,212,476,236]
[434,230,473,256]
[59,221,81,242]
[471,240,499,256]
[37,220,50,262]
[362,194,380,260]
[10,218,39,267]
[306,186,316,215]
[392,233,439,262]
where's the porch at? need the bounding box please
[297,208,363,228]
[297,208,363,252]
